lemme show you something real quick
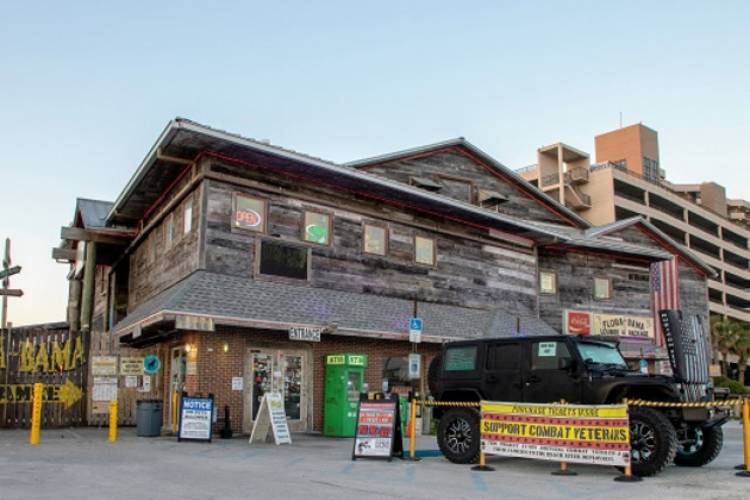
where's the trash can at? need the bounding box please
[136,399,163,437]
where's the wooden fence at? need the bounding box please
[0,322,87,428]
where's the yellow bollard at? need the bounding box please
[108,400,118,443]
[736,399,750,477]
[29,383,43,445]
[407,398,420,461]
[171,390,178,434]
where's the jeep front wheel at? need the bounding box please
[437,408,480,464]
[628,407,677,477]
[674,425,723,467]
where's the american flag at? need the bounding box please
[650,257,681,346]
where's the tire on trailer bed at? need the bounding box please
[437,407,480,464]
[628,406,677,477]
[674,424,723,467]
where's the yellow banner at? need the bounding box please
[482,402,627,419]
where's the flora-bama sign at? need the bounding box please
[0,334,85,373]
[564,310,654,339]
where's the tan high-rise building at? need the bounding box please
[519,124,750,323]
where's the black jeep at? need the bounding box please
[428,335,728,477]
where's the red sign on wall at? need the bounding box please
[567,311,591,335]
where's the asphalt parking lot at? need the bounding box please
[1,422,748,500]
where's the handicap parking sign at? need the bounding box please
[409,318,423,343]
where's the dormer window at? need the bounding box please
[479,189,508,211]
[409,176,442,192]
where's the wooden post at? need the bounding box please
[29,383,43,445]
[552,399,577,476]
[79,241,96,332]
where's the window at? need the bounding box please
[415,236,436,266]
[444,346,477,371]
[363,224,387,256]
[165,213,174,249]
[233,194,267,232]
[594,277,612,300]
[486,343,520,370]
[531,341,572,370]
[183,198,193,235]
[539,270,557,294]
[257,240,309,280]
[303,211,331,245]
[151,228,160,262]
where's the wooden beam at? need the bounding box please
[60,226,134,245]
[0,289,23,297]
[51,247,77,261]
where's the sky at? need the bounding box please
[1,1,749,326]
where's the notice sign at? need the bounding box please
[564,310,654,339]
[178,395,214,442]
[352,397,402,460]
[249,392,291,445]
[480,401,630,467]
[120,357,144,376]
[92,356,118,376]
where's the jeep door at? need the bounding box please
[481,341,523,402]
[522,339,581,403]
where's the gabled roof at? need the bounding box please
[105,118,581,241]
[582,216,717,277]
[114,270,558,345]
[76,198,113,229]
[344,138,592,229]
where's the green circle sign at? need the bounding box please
[143,354,161,374]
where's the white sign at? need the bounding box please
[232,377,244,391]
[175,315,215,332]
[538,342,557,357]
[92,376,118,401]
[249,392,292,445]
[120,357,145,376]
[179,396,214,442]
[288,327,322,342]
[92,356,118,376]
[409,318,423,343]
[408,353,421,380]
[139,375,152,393]
[186,361,197,375]
[124,375,138,388]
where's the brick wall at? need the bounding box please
[155,327,439,434]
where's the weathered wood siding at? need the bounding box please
[128,185,202,311]
[203,162,539,314]
[678,262,710,328]
[361,150,576,226]
[538,249,652,331]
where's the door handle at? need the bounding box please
[527,375,541,384]
[486,374,498,383]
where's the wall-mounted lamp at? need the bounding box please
[223,342,229,353]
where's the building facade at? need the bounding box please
[52,119,712,433]
[519,124,750,324]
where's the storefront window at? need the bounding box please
[594,277,612,300]
[303,211,331,245]
[234,194,267,232]
[363,224,387,256]
[252,353,273,420]
[539,270,557,294]
[415,236,436,266]
[183,198,193,235]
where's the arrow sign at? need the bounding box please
[0,265,20,281]
[58,378,84,409]
[0,289,23,297]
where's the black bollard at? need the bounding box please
[220,405,233,439]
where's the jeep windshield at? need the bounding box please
[576,341,628,369]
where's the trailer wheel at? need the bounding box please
[674,425,723,467]
[437,408,480,464]
[628,407,677,477]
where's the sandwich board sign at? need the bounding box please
[178,395,214,443]
[249,392,292,445]
[352,395,403,461]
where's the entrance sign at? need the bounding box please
[352,396,403,460]
[480,401,630,467]
[249,392,292,445]
[178,395,214,442]
[408,318,422,344]
[288,326,322,342]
